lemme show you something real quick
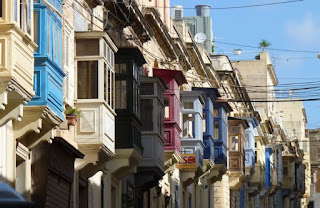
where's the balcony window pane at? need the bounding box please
[0,1,2,17]
[115,80,126,109]
[27,0,31,35]
[141,83,154,95]
[115,63,127,74]
[231,136,239,151]
[104,63,107,102]
[214,109,219,117]
[183,114,194,138]
[34,11,39,46]
[47,16,50,55]
[133,81,140,116]
[245,133,249,148]
[141,99,153,131]
[214,120,219,139]
[77,61,98,99]
[76,39,99,56]
[14,0,18,22]
[202,112,206,133]
[183,102,193,109]
[108,67,112,106]
[164,97,169,119]
[158,100,164,136]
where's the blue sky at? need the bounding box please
[171,0,320,129]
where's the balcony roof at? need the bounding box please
[153,68,187,86]
[192,87,220,102]
[116,47,147,67]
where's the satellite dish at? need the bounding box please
[194,33,206,44]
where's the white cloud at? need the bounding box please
[285,13,320,47]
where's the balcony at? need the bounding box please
[213,101,232,171]
[106,47,147,179]
[0,1,37,126]
[74,31,118,177]
[135,76,167,191]
[228,117,249,190]
[265,147,273,188]
[243,117,259,178]
[153,68,187,167]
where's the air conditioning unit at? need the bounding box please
[172,5,183,20]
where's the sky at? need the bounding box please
[171,0,320,129]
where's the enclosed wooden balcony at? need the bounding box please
[228,117,249,190]
[74,31,118,175]
[0,1,37,126]
[153,68,187,167]
[135,76,167,191]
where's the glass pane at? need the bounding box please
[108,67,112,106]
[141,83,154,95]
[158,100,164,135]
[141,99,153,131]
[53,22,56,60]
[77,61,98,99]
[34,11,39,46]
[214,120,219,139]
[27,0,31,35]
[231,136,239,151]
[164,97,169,119]
[115,80,126,109]
[214,109,219,117]
[14,0,18,22]
[183,102,193,109]
[245,133,249,148]
[47,16,50,55]
[183,114,194,138]
[115,63,127,73]
[104,63,107,102]
[76,39,99,56]
[202,112,206,133]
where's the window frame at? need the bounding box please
[75,37,115,111]
[13,0,33,37]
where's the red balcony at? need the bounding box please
[153,68,187,165]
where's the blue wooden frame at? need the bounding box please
[213,103,230,167]
[265,147,273,187]
[29,0,65,119]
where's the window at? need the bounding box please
[34,11,39,46]
[76,39,99,56]
[47,16,50,55]
[141,99,153,131]
[231,136,239,151]
[77,61,98,99]
[255,151,257,163]
[214,120,219,139]
[19,0,31,35]
[245,133,249,148]
[183,114,194,138]
[214,109,219,117]
[115,81,127,109]
[164,97,170,118]
[158,100,164,136]
[115,63,127,74]
[202,112,206,133]
[284,167,288,176]
[141,83,154,95]
[183,102,193,109]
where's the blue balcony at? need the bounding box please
[243,117,259,173]
[192,87,219,164]
[29,0,65,119]
[265,147,273,187]
[213,101,232,167]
